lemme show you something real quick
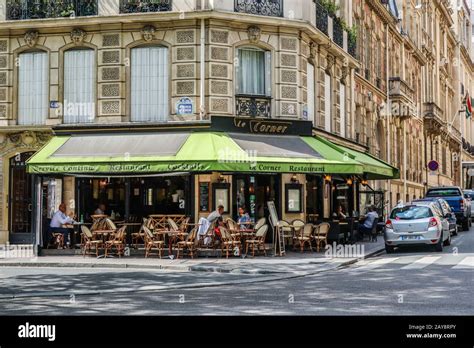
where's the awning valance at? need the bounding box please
[27,131,366,175]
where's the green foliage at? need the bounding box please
[319,0,340,17]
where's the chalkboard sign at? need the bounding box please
[267,201,279,228]
[199,182,210,212]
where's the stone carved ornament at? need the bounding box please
[247,25,261,44]
[6,131,50,148]
[24,30,39,48]
[141,25,156,42]
[71,28,87,45]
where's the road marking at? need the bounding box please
[351,257,399,270]
[401,256,441,270]
[452,256,474,269]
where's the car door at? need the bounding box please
[432,204,448,240]
[441,201,456,232]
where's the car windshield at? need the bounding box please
[464,191,474,199]
[426,188,460,197]
[390,206,433,220]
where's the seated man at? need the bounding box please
[50,203,76,248]
[237,206,251,230]
[358,206,378,240]
[197,205,225,246]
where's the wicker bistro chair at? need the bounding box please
[197,220,217,249]
[219,226,242,258]
[80,225,103,257]
[245,224,269,257]
[176,227,198,259]
[293,224,314,253]
[225,218,242,241]
[313,222,330,252]
[167,218,189,243]
[104,226,127,257]
[143,226,165,258]
[131,218,148,249]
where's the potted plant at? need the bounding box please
[60,4,75,17]
[319,0,340,17]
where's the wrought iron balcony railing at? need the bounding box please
[235,95,271,118]
[7,0,98,20]
[315,0,329,36]
[333,18,344,48]
[234,0,283,17]
[120,0,172,14]
[348,35,357,57]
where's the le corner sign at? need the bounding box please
[210,116,313,136]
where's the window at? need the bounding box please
[63,49,95,124]
[307,62,315,125]
[18,51,48,125]
[324,73,331,132]
[236,47,271,96]
[131,46,169,122]
[339,82,345,137]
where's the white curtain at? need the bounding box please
[324,73,332,132]
[340,82,346,137]
[63,49,95,124]
[238,48,266,95]
[131,46,169,122]
[18,51,48,125]
[307,62,315,124]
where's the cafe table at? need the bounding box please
[63,222,92,248]
[153,230,189,256]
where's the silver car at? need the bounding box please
[384,203,451,253]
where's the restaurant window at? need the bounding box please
[235,47,271,96]
[307,62,315,125]
[131,46,169,122]
[324,72,331,132]
[18,51,48,125]
[63,48,96,124]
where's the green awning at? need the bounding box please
[27,131,366,175]
[315,136,400,180]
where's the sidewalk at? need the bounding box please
[0,238,385,275]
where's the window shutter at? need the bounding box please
[265,50,272,97]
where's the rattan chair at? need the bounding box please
[313,222,330,252]
[293,223,314,253]
[219,226,242,258]
[80,225,102,257]
[143,226,165,258]
[176,227,198,259]
[104,226,126,257]
[245,224,268,257]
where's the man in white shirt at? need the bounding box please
[50,203,76,247]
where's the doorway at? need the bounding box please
[9,151,35,244]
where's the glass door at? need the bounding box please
[9,152,35,244]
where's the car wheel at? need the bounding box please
[452,226,458,236]
[462,219,469,231]
[443,232,451,246]
[434,236,443,252]
[385,244,395,254]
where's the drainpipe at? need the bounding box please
[385,22,391,211]
[200,18,206,121]
[456,39,463,188]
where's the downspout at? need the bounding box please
[200,18,206,121]
[385,22,391,211]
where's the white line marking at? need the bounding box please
[401,256,441,270]
[452,256,474,269]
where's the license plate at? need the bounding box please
[401,235,421,240]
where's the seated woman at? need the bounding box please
[237,206,251,229]
[332,205,347,220]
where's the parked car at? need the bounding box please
[462,190,474,220]
[412,198,458,236]
[384,202,451,253]
[425,186,471,231]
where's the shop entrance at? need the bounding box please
[9,152,35,244]
[233,174,280,241]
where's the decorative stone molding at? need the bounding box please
[309,42,318,64]
[141,25,156,42]
[325,54,335,73]
[5,131,50,148]
[341,65,350,84]
[247,26,261,44]
[24,31,39,48]
[70,28,87,45]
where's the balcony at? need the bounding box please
[389,77,416,118]
[315,0,329,36]
[235,95,271,118]
[120,0,172,14]
[348,35,357,58]
[423,102,445,135]
[333,17,344,48]
[234,0,283,17]
[7,0,98,20]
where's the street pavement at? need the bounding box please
[0,228,472,315]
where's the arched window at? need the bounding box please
[131,46,169,122]
[63,48,95,124]
[18,51,48,125]
[235,47,271,96]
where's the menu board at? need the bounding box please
[199,182,210,212]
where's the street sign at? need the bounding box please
[176,97,193,115]
[427,160,439,171]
